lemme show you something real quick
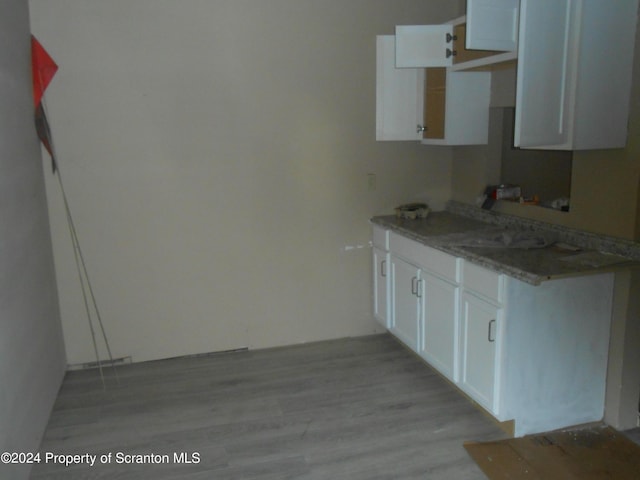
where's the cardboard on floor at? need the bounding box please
[464,425,640,480]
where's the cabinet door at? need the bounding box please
[420,68,492,145]
[419,274,459,382]
[466,0,519,51]
[460,292,502,414]
[513,0,575,148]
[422,68,491,145]
[390,256,420,351]
[376,35,424,141]
[373,247,389,328]
[566,0,638,150]
[395,25,454,68]
[376,35,490,145]
[514,0,638,150]
[425,70,491,146]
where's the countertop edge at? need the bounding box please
[370,216,545,285]
[371,214,639,286]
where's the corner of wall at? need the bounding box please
[0,2,66,478]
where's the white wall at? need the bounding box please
[29,0,461,364]
[0,1,67,478]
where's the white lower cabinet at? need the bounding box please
[459,261,505,417]
[390,255,421,351]
[372,225,390,329]
[459,292,503,416]
[374,228,614,437]
[372,246,389,328]
[419,273,459,382]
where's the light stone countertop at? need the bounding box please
[371,203,640,285]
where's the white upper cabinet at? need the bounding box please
[514,0,639,150]
[514,0,573,148]
[421,69,491,146]
[376,36,424,141]
[376,0,638,150]
[376,35,490,145]
[394,21,515,71]
[395,25,456,68]
[466,0,519,51]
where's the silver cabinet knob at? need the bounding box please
[417,125,427,133]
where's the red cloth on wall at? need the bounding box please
[31,35,58,107]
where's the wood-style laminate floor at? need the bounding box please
[30,334,507,479]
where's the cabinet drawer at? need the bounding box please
[463,261,502,303]
[389,232,459,282]
[372,225,389,250]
